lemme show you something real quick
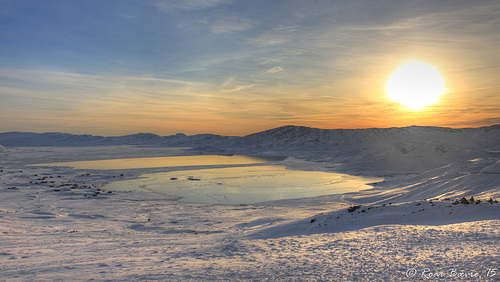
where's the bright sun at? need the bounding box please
[387,62,446,110]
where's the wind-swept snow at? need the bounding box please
[251,198,500,238]
[1,125,499,280]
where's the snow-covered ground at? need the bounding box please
[1,126,499,281]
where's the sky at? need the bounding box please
[1,0,500,136]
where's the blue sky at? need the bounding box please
[1,0,500,136]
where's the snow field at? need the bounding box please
[1,124,500,281]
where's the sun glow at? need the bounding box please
[387,62,446,110]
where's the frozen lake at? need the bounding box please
[32,154,381,205]
[104,165,381,204]
[31,154,271,170]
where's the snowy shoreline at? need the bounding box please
[1,125,500,280]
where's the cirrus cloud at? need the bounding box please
[153,0,230,12]
[266,66,284,73]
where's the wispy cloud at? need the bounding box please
[0,69,209,114]
[339,16,425,31]
[250,29,293,45]
[221,85,255,93]
[220,76,255,92]
[470,117,500,126]
[153,0,230,12]
[0,69,195,87]
[209,16,254,34]
[266,66,283,73]
[221,77,235,87]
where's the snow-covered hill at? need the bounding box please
[251,197,500,238]
[2,125,499,174]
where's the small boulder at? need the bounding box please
[347,205,361,213]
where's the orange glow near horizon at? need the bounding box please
[0,61,497,137]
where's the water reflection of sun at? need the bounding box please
[387,62,446,110]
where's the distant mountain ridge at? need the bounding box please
[0,131,235,147]
[2,125,499,174]
[2,124,499,147]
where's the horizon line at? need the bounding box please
[2,123,499,138]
